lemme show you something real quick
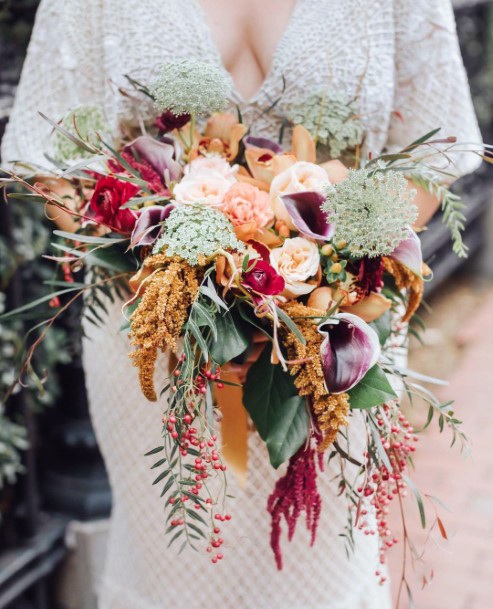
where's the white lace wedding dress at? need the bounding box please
[2,1,481,608]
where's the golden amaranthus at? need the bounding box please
[280,301,349,452]
[129,254,199,401]
[382,257,427,322]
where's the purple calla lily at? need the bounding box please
[318,313,381,393]
[125,136,182,185]
[131,204,174,247]
[390,228,423,276]
[243,135,284,155]
[282,191,335,241]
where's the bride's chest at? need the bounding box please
[100,0,397,147]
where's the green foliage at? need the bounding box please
[289,91,364,158]
[411,172,469,258]
[0,408,28,490]
[0,196,72,493]
[369,310,392,347]
[243,346,309,468]
[347,365,397,409]
[209,307,249,365]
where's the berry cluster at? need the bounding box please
[163,370,231,563]
[357,406,419,585]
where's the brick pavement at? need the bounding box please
[388,284,493,609]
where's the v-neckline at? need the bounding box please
[191,0,303,106]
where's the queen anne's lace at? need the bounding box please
[153,205,244,264]
[323,168,417,258]
[1,1,481,608]
[150,60,233,116]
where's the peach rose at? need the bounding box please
[173,173,232,207]
[185,156,238,183]
[270,237,320,298]
[220,183,274,231]
[270,161,330,227]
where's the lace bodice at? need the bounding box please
[1,0,481,177]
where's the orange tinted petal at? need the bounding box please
[291,125,316,163]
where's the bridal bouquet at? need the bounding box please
[1,60,482,581]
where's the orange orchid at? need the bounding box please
[188,112,247,162]
[307,285,391,323]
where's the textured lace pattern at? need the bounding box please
[1,1,481,608]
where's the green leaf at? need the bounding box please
[209,308,249,365]
[193,300,218,340]
[369,310,392,347]
[85,245,138,273]
[243,346,309,468]
[199,278,229,311]
[403,475,426,528]
[276,305,306,345]
[152,469,171,485]
[347,365,397,409]
[187,318,209,361]
[39,111,100,154]
[53,230,125,245]
[0,286,84,321]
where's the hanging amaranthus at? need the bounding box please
[280,301,349,451]
[129,254,199,401]
[267,435,323,570]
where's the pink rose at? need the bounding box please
[173,173,232,206]
[185,157,238,183]
[221,183,274,231]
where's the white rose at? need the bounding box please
[185,156,238,183]
[270,237,320,298]
[173,173,232,206]
[270,161,330,227]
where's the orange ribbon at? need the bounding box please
[214,366,248,487]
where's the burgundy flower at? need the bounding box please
[347,256,384,296]
[282,191,334,241]
[109,136,182,194]
[243,135,284,155]
[155,110,191,133]
[90,176,139,234]
[242,260,285,296]
[131,204,174,247]
[318,313,381,393]
[241,240,285,296]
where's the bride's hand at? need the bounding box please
[227,331,270,384]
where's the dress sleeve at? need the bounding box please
[1,0,104,170]
[386,0,482,179]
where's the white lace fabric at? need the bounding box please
[1,1,481,608]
